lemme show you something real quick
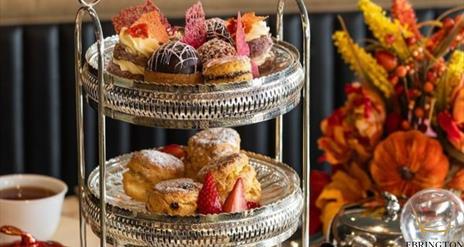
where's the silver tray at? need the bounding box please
[83,151,303,247]
[82,36,304,129]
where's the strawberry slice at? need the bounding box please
[197,172,222,214]
[159,144,186,159]
[223,178,248,213]
[246,201,260,209]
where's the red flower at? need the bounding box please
[310,170,331,234]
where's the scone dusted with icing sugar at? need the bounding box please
[107,0,170,80]
[122,149,184,201]
[147,178,202,216]
[186,128,241,178]
[197,153,262,204]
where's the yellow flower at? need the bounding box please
[435,50,464,111]
[333,31,393,97]
[358,0,411,60]
[448,50,464,83]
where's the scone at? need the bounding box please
[123,149,184,201]
[186,128,240,178]
[147,178,202,216]
[202,56,253,84]
[197,153,261,203]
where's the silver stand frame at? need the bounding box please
[74,0,311,246]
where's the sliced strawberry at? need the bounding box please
[197,172,222,214]
[223,178,248,213]
[246,201,260,209]
[159,144,186,159]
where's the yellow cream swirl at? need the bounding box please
[119,27,160,57]
[113,59,144,75]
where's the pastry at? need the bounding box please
[186,128,241,178]
[197,38,236,65]
[145,41,202,84]
[202,56,253,84]
[109,1,170,80]
[197,153,261,203]
[147,178,202,216]
[206,18,233,43]
[227,12,274,66]
[123,149,184,201]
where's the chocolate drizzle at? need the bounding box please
[147,41,201,74]
[206,18,233,44]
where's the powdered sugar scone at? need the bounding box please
[186,128,240,178]
[147,178,202,216]
[197,153,261,203]
[123,149,184,201]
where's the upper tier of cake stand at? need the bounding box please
[82,36,304,129]
[83,150,303,247]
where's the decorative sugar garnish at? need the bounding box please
[182,1,207,48]
[112,0,158,33]
[235,12,250,56]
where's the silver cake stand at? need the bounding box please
[74,0,310,246]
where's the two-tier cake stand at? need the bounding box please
[74,0,310,246]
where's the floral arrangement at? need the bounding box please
[312,0,464,234]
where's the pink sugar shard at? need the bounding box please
[251,60,260,78]
[182,1,207,48]
[235,12,250,56]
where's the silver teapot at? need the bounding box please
[326,192,405,247]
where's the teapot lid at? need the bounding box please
[334,192,402,235]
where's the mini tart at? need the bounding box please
[122,149,184,201]
[147,178,202,216]
[186,128,241,179]
[202,56,253,84]
[197,153,262,203]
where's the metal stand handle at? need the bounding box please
[74,1,106,246]
[276,1,311,246]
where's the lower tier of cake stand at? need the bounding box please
[82,151,303,247]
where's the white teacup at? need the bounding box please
[0,174,67,244]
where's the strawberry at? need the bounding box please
[197,172,222,214]
[223,178,248,213]
[246,201,260,209]
[159,144,186,159]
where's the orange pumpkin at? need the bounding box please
[370,130,449,197]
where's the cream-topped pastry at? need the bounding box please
[108,3,170,80]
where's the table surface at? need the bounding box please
[53,196,316,247]
[53,196,100,247]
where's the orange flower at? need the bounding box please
[318,83,386,165]
[316,162,372,233]
[448,169,464,191]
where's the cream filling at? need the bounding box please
[113,59,144,75]
[119,27,160,57]
[245,21,270,42]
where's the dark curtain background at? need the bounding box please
[0,9,440,191]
